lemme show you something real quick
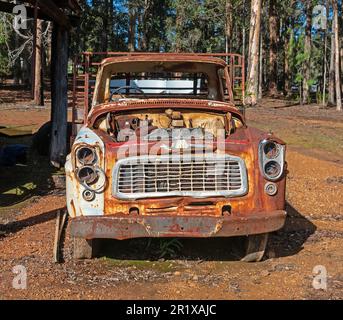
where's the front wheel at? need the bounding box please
[241,233,269,262]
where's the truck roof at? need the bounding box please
[100,53,227,67]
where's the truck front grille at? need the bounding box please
[113,155,248,199]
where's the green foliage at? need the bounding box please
[158,239,183,259]
[170,0,226,53]
[0,17,9,77]
[294,35,305,85]
[292,32,321,90]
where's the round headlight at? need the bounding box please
[264,161,281,179]
[76,147,96,165]
[263,141,280,159]
[76,166,98,185]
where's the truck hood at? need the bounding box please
[87,98,244,127]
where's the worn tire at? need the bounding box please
[241,233,269,262]
[73,237,98,259]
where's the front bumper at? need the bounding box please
[70,210,287,240]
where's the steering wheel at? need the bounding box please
[110,86,146,101]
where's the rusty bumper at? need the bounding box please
[70,210,287,240]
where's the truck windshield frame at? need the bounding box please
[92,60,230,106]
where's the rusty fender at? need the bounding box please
[69,210,287,240]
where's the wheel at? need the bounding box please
[73,237,99,259]
[241,233,269,262]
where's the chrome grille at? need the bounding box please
[113,155,248,199]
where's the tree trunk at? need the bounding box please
[137,10,143,50]
[109,0,115,50]
[268,0,278,96]
[284,30,292,96]
[322,1,329,106]
[333,0,342,110]
[100,0,110,52]
[225,0,233,56]
[142,0,153,51]
[258,32,263,100]
[13,31,21,85]
[283,0,295,97]
[33,19,43,106]
[45,23,52,77]
[175,4,183,53]
[246,0,262,106]
[302,0,312,104]
[329,17,336,105]
[128,5,137,52]
[242,0,247,60]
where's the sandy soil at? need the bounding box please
[0,98,342,300]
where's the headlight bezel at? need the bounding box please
[259,139,285,182]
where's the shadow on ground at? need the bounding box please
[267,202,317,258]
[98,202,317,262]
[0,129,65,244]
[0,208,59,235]
[0,151,57,208]
[0,124,64,210]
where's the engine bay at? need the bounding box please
[93,108,243,142]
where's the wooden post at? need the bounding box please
[50,23,69,168]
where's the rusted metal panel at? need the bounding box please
[70,210,287,240]
[87,99,244,128]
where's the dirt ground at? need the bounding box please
[0,98,342,300]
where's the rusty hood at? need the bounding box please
[87,98,244,126]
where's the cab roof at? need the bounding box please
[100,53,227,68]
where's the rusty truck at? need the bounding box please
[65,53,287,262]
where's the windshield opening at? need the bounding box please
[108,72,209,100]
[93,61,228,105]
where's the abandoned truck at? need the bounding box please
[66,53,287,262]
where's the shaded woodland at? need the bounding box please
[0,0,342,110]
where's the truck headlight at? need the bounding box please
[73,144,106,193]
[259,139,285,181]
[76,146,97,165]
[76,166,98,185]
[264,161,281,179]
[263,141,281,159]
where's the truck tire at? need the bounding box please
[241,233,269,262]
[73,237,98,259]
